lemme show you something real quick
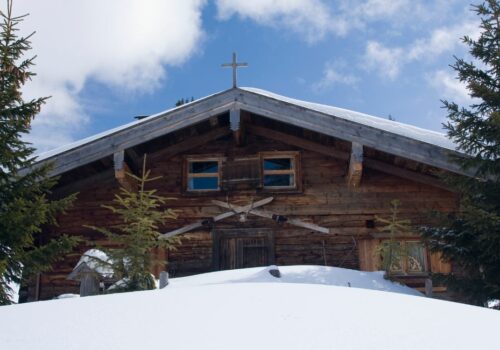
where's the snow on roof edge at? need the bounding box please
[34,87,459,164]
[240,87,459,152]
[33,89,227,162]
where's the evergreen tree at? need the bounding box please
[0,1,78,305]
[422,0,500,307]
[375,200,412,275]
[87,156,179,293]
[175,97,194,107]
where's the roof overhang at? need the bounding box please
[25,87,471,177]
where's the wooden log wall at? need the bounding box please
[29,129,458,300]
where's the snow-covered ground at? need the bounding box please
[1,265,499,350]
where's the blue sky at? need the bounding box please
[13,0,478,153]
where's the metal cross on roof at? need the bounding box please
[221,52,248,88]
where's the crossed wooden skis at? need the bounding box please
[160,196,330,239]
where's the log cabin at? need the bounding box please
[21,87,469,301]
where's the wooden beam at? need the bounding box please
[229,108,240,132]
[230,108,244,146]
[153,126,232,160]
[247,124,451,191]
[114,150,135,190]
[246,124,349,161]
[160,197,274,239]
[347,142,363,188]
[364,158,451,191]
[125,147,142,175]
[212,200,330,234]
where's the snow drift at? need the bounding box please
[0,265,498,350]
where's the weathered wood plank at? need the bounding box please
[52,169,115,198]
[151,126,232,161]
[246,124,349,161]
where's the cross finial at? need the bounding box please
[221,52,248,88]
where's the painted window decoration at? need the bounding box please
[186,159,220,191]
[381,240,427,275]
[262,155,296,189]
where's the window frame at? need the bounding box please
[381,239,429,276]
[184,156,224,193]
[259,151,301,191]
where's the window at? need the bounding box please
[261,152,299,189]
[381,240,428,275]
[186,158,221,191]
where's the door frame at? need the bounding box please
[212,228,275,270]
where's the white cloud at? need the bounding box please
[408,21,480,61]
[215,0,464,43]
[11,0,206,153]
[363,41,404,80]
[313,62,358,91]
[215,0,349,42]
[363,19,479,79]
[352,0,410,19]
[428,70,475,106]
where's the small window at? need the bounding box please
[261,152,298,189]
[186,158,221,191]
[381,240,428,275]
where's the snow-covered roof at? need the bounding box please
[241,87,458,151]
[70,249,114,278]
[1,265,499,350]
[28,87,467,178]
[34,92,212,162]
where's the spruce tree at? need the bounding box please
[0,1,79,305]
[422,0,500,307]
[87,156,179,293]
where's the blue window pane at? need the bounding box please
[263,174,293,187]
[189,161,218,174]
[188,177,218,190]
[263,158,292,171]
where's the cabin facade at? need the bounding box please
[23,87,465,301]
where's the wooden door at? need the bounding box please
[213,229,274,270]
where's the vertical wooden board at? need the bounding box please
[430,252,452,274]
[358,239,379,271]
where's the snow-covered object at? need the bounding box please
[241,87,458,151]
[0,265,499,350]
[72,249,114,278]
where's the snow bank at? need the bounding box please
[169,265,422,296]
[1,266,499,349]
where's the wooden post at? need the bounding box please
[230,108,244,146]
[67,262,103,297]
[159,271,169,289]
[425,278,433,297]
[114,150,134,190]
[347,142,363,188]
[79,272,100,297]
